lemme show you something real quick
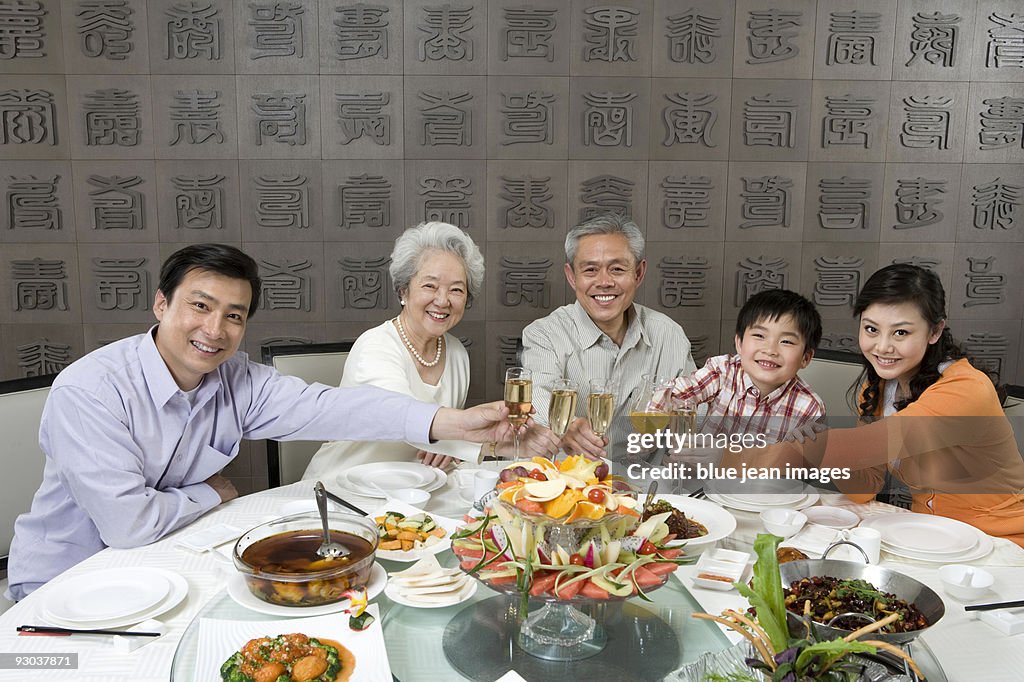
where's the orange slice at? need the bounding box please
[543,489,580,519]
[565,500,606,523]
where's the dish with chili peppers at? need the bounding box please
[783,576,930,634]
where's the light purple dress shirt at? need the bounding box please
[6,329,438,600]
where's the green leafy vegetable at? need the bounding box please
[734,533,789,653]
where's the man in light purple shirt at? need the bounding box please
[7,244,513,600]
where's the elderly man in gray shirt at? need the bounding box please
[521,215,696,460]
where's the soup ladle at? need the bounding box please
[314,481,349,559]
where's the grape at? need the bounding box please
[612,479,631,492]
[512,466,530,478]
[499,468,517,483]
[594,463,609,480]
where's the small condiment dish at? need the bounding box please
[803,505,859,530]
[693,549,754,591]
[386,487,431,507]
[760,508,807,538]
[938,564,994,601]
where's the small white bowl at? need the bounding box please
[938,564,994,601]
[386,488,431,507]
[760,508,807,538]
[803,505,859,530]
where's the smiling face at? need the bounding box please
[565,233,646,345]
[399,249,469,345]
[734,314,813,395]
[859,301,944,391]
[153,268,253,391]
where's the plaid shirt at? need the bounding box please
[651,353,825,443]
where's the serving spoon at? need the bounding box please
[314,481,349,559]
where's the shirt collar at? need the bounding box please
[570,301,648,351]
[139,325,222,409]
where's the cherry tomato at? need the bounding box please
[587,488,606,504]
[638,540,657,555]
[568,554,585,566]
[527,469,548,481]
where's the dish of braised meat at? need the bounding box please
[220,632,355,682]
[642,500,708,539]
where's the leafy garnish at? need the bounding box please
[734,533,789,653]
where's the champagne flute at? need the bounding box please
[629,374,671,435]
[504,367,532,459]
[548,378,578,445]
[587,379,615,442]
[671,396,698,436]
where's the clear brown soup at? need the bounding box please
[242,529,374,573]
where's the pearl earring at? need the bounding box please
[400,299,406,306]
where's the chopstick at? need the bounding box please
[964,600,1024,612]
[322,487,369,517]
[17,625,162,637]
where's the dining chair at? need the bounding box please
[1003,384,1024,453]
[0,373,58,612]
[799,349,864,418]
[261,341,354,488]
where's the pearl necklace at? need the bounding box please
[395,316,442,367]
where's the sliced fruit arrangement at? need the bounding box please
[495,455,639,521]
[374,511,446,551]
[452,497,692,601]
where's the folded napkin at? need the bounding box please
[780,524,842,558]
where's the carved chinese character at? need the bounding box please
[662,176,712,229]
[963,257,1005,308]
[499,175,553,229]
[418,4,473,61]
[818,177,870,230]
[252,91,306,146]
[500,91,554,146]
[579,175,632,222]
[260,258,311,311]
[255,174,308,230]
[419,91,472,146]
[0,89,56,145]
[906,11,959,68]
[900,96,951,150]
[662,92,717,147]
[171,174,223,230]
[584,91,636,147]
[822,95,874,148]
[819,333,858,352]
[813,256,863,307]
[892,256,940,271]
[335,92,390,145]
[338,256,389,309]
[743,94,795,147]
[666,10,719,64]
[12,258,67,311]
[498,335,520,382]
[893,177,944,229]
[0,0,45,59]
[261,336,313,347]
[87,175,144,230]
[418,175,472,228]
[502,6,555,61]
[826,10,880,66]
[986,13,1024,69]
[6,174,61,231]
[962,332,1007,378]
[978,97,1024,150]
[746,9,801,64]
[248,2,303,59]
[170,89,224,145]
[972,178,1021,231]
[17,340,71,376]
[500,257,551,307]
[93,257,148,310]
[735,255,788,306]
[83,88,139,146]
[166,1,221,60]
[740,176,792,229]
[339,173,391,229]
[333,3,388,61]
[77,0,133,60]
[658,256,709,307]
[583,6,637,62]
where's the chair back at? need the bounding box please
[261,342,354,487]
[1004,385,1024,454]
[800,349,864,418]
[0,374,57,578]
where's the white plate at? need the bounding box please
[880,531,993,563]
[226,562,386,617]
[802,506,860,530]
[717,492,807,507]
[706,492,819,513]
[861,513,989,560]
[41,568,188,630]
[195,607,391,682]
[369,500,462,562]
[345,462,437,491]
[44,567,170,624]
[340,465,448,499]
[651,494,737,555]
[384,575,477,609]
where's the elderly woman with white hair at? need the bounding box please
[303,222,559,480]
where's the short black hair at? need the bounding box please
[735,289,822,352]
[157,244,262,318]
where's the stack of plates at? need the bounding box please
[40,567,188,629]
[706,490,819,513]
[861,513,994,562]
[338,462,447,499]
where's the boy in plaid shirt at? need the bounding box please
[653,289,825,442]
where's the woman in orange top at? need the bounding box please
[729,264,1024,546]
